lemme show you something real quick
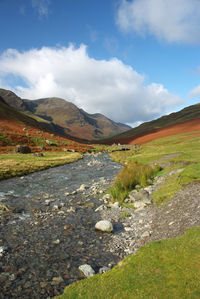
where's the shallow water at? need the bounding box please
[0,153,121,298]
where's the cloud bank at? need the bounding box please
[0,45,180,124]
[117,0,200,44]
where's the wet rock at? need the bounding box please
[99,266,110,274]
[67,207,76,213]
[77,184,88,192]
[95,205,107,212]
[79,264,95,277]
[45,200,51,206]
[0,246,7,257]
[52,276,64,283]
[95,220,113,232]
[0,203,13,214]
[52,205,59,211]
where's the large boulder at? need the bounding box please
[15,145,31,154]
[95,220,113,232]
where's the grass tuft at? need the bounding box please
[109,162,160,204]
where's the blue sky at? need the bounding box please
[0,0,200,126]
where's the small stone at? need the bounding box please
[169,221,175,226]
[95,220,113,232]
[124,227,133,232]
[79,264,95,277]
[64,192,70,196]
[53,239,60,244]
[9,274,16,281]
[95,205,107,212]
[77,184,88,192]
[64,225,69,230]
[45,200,51,206]
[99,266,110,274]
[57,211,64,215]
[67,207,76,213]
[52,205,59,211]
[52,276,64,283]
[141,231,150,238]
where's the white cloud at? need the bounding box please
[31,0,50,17]
[190,85,200,97]
[117,0,200,44]
[0,45,181,124]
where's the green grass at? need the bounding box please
[56,227,200,299]
[110,130,200,204]
[109,161,160,204]
[0,152,82,180]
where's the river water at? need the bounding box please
[0,153,121,298]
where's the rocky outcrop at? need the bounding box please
[14,145,31,154]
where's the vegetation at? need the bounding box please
[110,130,200,204]
[0,152,82,181]
[109,161,160,204]
[56,227,200,299]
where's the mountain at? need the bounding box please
[0,95,91,152]
[102,103,200,145]
[0,89,131,140]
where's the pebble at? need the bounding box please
[99,266,110,274]
[53,239,60,244]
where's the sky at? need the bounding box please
[0,0,200,126]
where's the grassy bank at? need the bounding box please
[56,227,200,299]
[0,152,82,180]
[110,130,200,204]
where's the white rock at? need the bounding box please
[52,205,59,211]
[110,202,120,209]
[95,220,113,232]
[53,239,60,244]
[124,227,133,232]
[45,200,51,206]
[77,184,88,192]
[95,205,107,212]
[141,231,150,238]
[133,201,146,210]
[79,264,95,277]
[67,207,76,213]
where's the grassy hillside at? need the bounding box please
[102,103,200,144]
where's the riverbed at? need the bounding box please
[0,153,121,298]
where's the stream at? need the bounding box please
[0,153,122,298]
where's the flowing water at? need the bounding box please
[0,153,121,298]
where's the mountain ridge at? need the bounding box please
[0,89,131,140]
